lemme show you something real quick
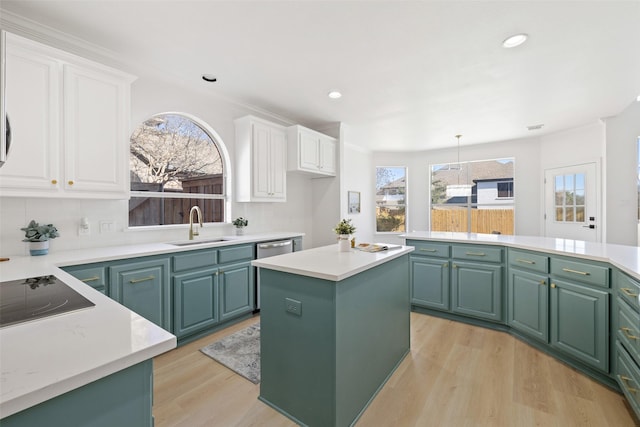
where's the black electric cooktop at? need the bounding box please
[0,275,95,328]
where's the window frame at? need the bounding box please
[375,166,408,234]
[128,111,232,229]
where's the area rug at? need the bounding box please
[200,323,260,384]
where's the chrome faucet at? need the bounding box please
[188,205,203,240]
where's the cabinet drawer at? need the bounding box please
[550,258,609,288]
[619,272,640,312]
[618,298,640,362]
[616,342,640,411]
[508,249,549,274]
[408,240,450,258]
[219,244,254,264]
[452,245,502,263]
[173,249,218,272]
[64,265,107,293]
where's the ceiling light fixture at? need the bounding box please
[328,91,342,99]
[202,74,217,82]
[502,33,528,48]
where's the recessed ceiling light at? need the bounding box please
[328,91,342,99]
[502,33,528,48]
[202,74,217,82]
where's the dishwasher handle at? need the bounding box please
[258,240,292,249]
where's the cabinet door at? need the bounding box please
[219,261,254,321]
[299,131,320,171]
[0,34,60,193]
[63,63,129,196]
[319,136,336,175]
[110,258,171,330]
[173,267,219,337]
[410,256,449,310]
[550,279,608,372]
[269,127,287,199]
[63,264,108,295]
[252,122,272,199]
[451,261,503,322]
[508,268,548,342]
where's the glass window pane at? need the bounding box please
[555,175,564,191]
[575,190,585,205]
[565,174,574,191]
[129,196,224,226]
[555,191,563,205]
[576,206,585,222]
[565,191,574,205]
[565,207,574,222]
[431,206,469,233]
[556,207,564,221]
[377,167,406,232]
[575,173,585,191]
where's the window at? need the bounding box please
[430,158,515,235]
[376,167,406,232]
[554,173,585,223]
[129,113,229,227]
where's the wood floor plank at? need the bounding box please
[153,313,637,426]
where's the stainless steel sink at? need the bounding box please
[168,238,232,247]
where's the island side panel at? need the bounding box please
[335,254,411,426]
[259,268,337,426]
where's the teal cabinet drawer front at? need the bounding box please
[617,298,640,361]
[218,244,254,264]
[618,272,640,311]
[452,245,503,263]
[173,249,218,272]
[616,343,640,412]
[64,265,108,293]
[508,249,549,274]
[407,240,450,258]
[551,258,609,288]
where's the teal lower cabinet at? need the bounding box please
[109,256,172,331]
[410,255,449,310]
[615,270,640,420]
[173,267,219,338]
[1,360,153,427]
[507,268,549,342]
[451,260,503,322]
[259,254,410,427]
[219,261,254,321]
[550,279,609,372]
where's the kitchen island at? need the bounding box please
[253,243,414,427]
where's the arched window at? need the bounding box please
[129,113,229,227]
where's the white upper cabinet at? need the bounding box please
[287,125,337,177]
[235,115,287,202]
[0,32,135,199]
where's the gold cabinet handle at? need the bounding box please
[81,276,100,283]
[419,248,438,252]
[51,179,58,185]
[466,251,486,256]
[562,267,590,276]
[452,264,458,269]
[539,280,546,286]
[551,283,557,288]
[68,180,74,185]
[621,288,639,298]
[621,327,639,340]
[620,376,638,394]
[516,258,535,265]
[129,275,155,284]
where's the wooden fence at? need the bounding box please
[431,208,514,235]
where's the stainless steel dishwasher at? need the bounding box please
[255,239,293,310]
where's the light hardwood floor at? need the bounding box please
[153,312,638,427]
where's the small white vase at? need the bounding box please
[29,240,49,256]
[338,234,351,252]
[236,227,245,236]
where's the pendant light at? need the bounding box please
[455,134,462,184]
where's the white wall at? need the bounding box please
[605,100,640,246]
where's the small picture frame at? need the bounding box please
[348,191,361,214]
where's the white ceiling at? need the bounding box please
[2,1,640,152]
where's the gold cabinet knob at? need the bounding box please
[51,179,58,185]
[551,283,557,288]
[68,180,74,185]
[539,280,546,286]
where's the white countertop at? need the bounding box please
[0,232,303,418]
[252,243,414,281]
[402,232,640,281]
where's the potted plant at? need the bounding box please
[334,218,356,252]
[232,217,248,235]
[21,220,60,256]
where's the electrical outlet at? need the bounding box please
[285,298,302,316]
[78,217,90,236]
[99,221,115,233]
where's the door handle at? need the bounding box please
[582,225,596,229]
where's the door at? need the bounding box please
[544,163,600,242]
